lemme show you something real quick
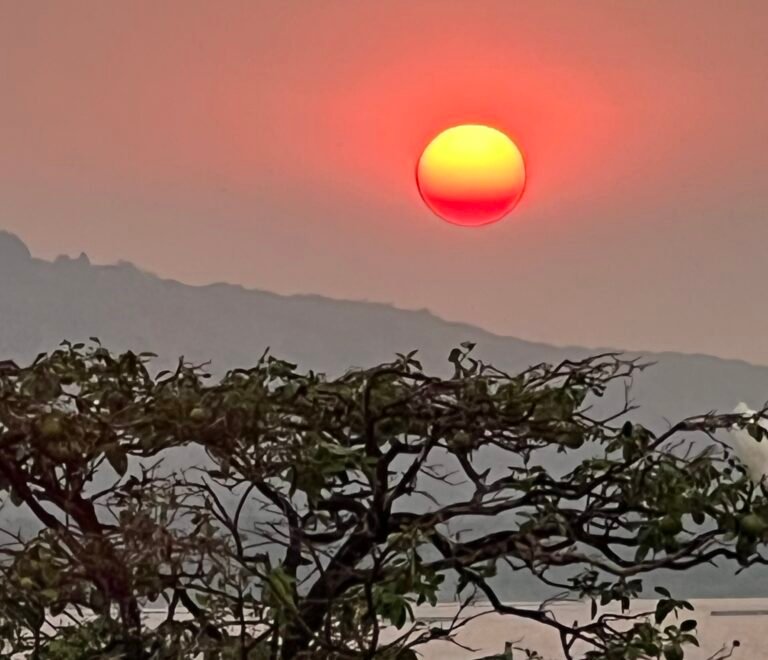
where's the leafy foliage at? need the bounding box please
[0,341,763,658]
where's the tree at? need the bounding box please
[0,341,762,659]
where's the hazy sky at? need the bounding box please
[2,2,768,364]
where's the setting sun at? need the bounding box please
[416,125,526,227]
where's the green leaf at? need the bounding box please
[41,588,58,601]
[105,447,128,476]
[635,544,650,562]
[88,589,109,614]
[663,643,684,660]
[680,618,697,632]
[655,599,675,624]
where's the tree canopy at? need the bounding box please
[0,341,764,659]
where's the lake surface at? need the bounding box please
[404,599,762,659]
[36,598,764,659]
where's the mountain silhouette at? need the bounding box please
[2,230,768,597]
[2,231,767,425]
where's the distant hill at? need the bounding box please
[2,229,768,598]
[2,230,767,424]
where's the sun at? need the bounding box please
[416,125,526,227]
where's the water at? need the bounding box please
[23,598,763,659]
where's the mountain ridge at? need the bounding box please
[3,230,764,373]
[3,229,768,597]
[2,229,768,432]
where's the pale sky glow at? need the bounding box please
[2,1,768,363]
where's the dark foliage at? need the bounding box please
[0,341,762,658]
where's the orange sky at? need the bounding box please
[2,1,768,363]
